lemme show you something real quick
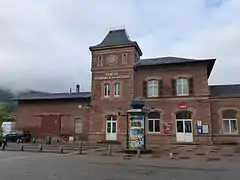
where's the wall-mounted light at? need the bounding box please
[117,108,127,117]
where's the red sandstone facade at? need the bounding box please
[15,29,240,145]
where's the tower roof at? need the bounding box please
[89,28,142,55]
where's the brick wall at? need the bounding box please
[16,99,90,139]
[89,46,140,142]
[210,97,240,144]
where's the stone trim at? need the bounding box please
[172,74,192,79]
[144,76,162,81]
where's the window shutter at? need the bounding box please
[143,80,147,98]
[189,77,194,95]
[158,79,163,96]
[171,79,176,95]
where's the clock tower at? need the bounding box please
[88,28,142,143]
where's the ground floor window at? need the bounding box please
[75,118,83,134]
[148,111,161,133]
[222,109,238,134]
[223,119,237,133]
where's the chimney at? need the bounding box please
[76,84,80,93]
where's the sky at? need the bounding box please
[0,0,239,93]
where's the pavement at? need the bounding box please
[0,151,240,179]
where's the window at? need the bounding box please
[106,115,117,133]
[122,53,127,65]
[222,109,238,134]
[75,119,83,134]
[176,111,192,119]
[97,56,103,67]
[104,83,110,97]
[148,111,160,133]
[114,83,120,97]
[176,78,189,96]
[147,80,159,97]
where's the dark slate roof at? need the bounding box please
[210,84,240,98]
[89,29,142,55]
[136,57,216,77]
[13,92,91,101]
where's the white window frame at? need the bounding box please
[148,118,160,133]
[176,78,189,96]
[222,118,238,134]
[103,83,110,97]
[147,80,158,97]
[114,82,120,97]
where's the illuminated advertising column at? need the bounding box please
[127,111,146,150]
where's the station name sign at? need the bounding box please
[94,72,130,80]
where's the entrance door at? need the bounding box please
[176,119,193,142]
[106,115,117,141]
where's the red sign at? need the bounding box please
[179,102,187,109]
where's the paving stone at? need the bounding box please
[186,149,194,152]
[207,157,221,161]
[222,153,233,157]
[178,156,191,159]
[210,150,219,153]
[195,153,206,156]
[149,155,161,158]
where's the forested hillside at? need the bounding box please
[0,88,47,122]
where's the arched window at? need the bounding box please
[148,111,161,133]
[147,80,158,97]
[176,78,189,96]
[222,109,238,134]
[176,111,192,119]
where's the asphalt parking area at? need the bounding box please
[0,151,69,161]
[0,151,239,180]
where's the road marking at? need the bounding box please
[0,152,79,161]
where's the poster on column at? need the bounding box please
[128,115,145,149]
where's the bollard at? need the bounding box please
[59,146,63,154]
[78,141,83,154]
[20,143,24,151]
[137,149,141,158]
[108,145,112,156]
[169,152,173,159]
[1,143,5,150]
[32,137,36,144]
[206,151,210,161]
[39,144,43,152]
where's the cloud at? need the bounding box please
[0,0,239,92]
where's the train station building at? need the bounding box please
[14,28,240,145]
